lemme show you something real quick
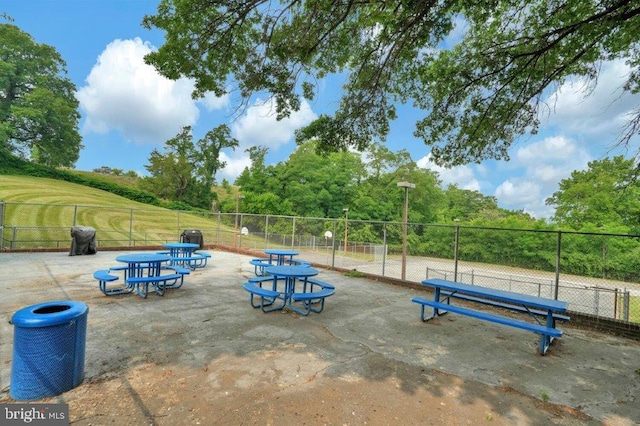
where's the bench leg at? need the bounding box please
[419,288,450,321]
[136,282,149,298]
[539,312,559,355]
[289,301,312,316]
[154,281,166,296]
[98,280,135,296]
[164,275,184,289]
[290,298,326,315]
[249,293,286,312]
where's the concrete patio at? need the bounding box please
[0,249,639,425]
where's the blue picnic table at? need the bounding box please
[414,278,569,355]
[263,249,299,266]
[162,242,210,269]
[112,253,185,298]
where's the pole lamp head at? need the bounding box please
[397,181,416,189]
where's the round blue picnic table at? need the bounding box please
[163,242,200,258]
[264,265,318,302]
[264,249,299,265]
[115,253,171,278]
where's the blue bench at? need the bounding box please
[163,265,191,289]
[242,281,284,312]
[94,269,135,296]
[250,258,272,276]
[171,252,211,270]
[415,278,568,355]
[127,273,183,298]
[290,278,335,316]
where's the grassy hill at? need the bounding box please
[0,175,229,248]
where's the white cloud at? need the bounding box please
[76,38,226,144]
[231,98,317,151]
[417,154,481,191]
[199,91,230,111]
[217,151,252,182]
[495,179,541,208]
[493,136,591,218]
[216,98,317,182]
[544,59,639,143]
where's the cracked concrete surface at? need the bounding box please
[1,250,639,425]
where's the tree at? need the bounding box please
[142,127,195,202]
[142,1,640,166]
[546,156,640,230]
[142,125,237,208]
[0,23,82,167]
[196,124,238,189]
[235,145,270,193]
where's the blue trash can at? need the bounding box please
[10,300,89,400]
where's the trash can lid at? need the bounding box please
[11,300,89,328]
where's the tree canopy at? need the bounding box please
[0,23,82,167]
[143,1,640,166]
[141,125,238,209]
[546,156,640,232]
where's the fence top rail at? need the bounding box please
[3,201,639,239]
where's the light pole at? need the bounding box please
[234,194,244,247]
[343,208,349,254]
[397,181,415,280]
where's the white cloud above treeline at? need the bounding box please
[76,38,228,144]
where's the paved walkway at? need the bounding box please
[1,250,639,425]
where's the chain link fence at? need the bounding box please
[1,201,638,324]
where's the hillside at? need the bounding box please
[0,174,230,250]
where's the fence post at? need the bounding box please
[216,212,221,244]
[177,211,181,239]
[0,201,5,251]
[554,231,561,300]
[129,208,133,247]
[73,205,78,226]
[622,290,630,322]
[291,216,296,249]
[331,219,337,268]
[453,225,460,281]
[382,224,387,277]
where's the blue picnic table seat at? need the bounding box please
[250,258,272,276]
[94,269,134,296]
[170,251,211,270]
[290,278,335,316]
[95,265,190,297]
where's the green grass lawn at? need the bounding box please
[625,295,640,322]
[616,293,640,322]
[0,175,230,248]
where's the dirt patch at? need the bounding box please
[2,350,595,425]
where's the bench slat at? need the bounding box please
[94,270,118,282]
[412,298,562,338]
[292,288,335,301]
[127,274,182,284]
[423,278,567,312]
[441,291,570,322]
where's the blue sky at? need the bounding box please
[3,1,639,219]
